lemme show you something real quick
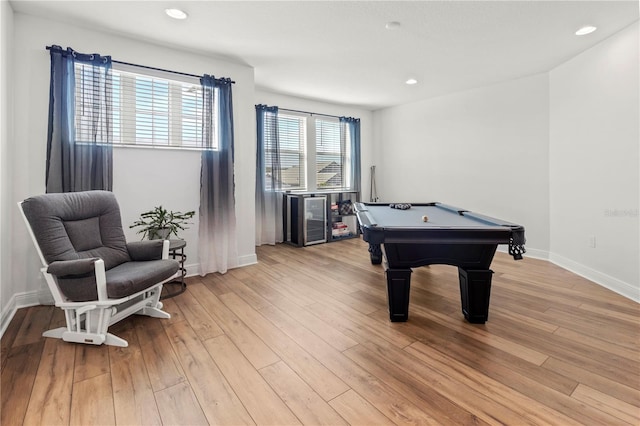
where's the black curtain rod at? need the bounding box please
[278,107,344,120]
[46,45,235,84]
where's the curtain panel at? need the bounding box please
[46,45,113,193]
[198,75,238,275]
[255,104,283,246]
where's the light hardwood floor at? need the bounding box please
[2,238,639,425]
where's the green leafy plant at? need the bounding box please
[130,206,195,240]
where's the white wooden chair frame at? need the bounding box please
[19,201,175,347]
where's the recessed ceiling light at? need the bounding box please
[385,21,401,30]
[165,8,188,20]
[575,25,597,36]
[405,78,418,85]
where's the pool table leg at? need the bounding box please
[385,267,412,322]
[458,268,494,324]
[368,243,383,265]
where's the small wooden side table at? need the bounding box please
[161,239,187,300]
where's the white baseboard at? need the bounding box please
[497,246,549,261]
[0,289,43,338]
[184,254,258,278]
[238,253,258,267]
[495,246,637,301]
[548,252,640,303]
[185,263,199,277]
[519,247,549,261]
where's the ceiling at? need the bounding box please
[10,0,639,110]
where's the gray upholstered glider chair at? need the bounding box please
[19,190,178,347]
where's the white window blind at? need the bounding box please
[315,119,347,189]
[272,114,306,190]
[74,63,218,150]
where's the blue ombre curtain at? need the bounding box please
[198,75,238,275]
[255,105,283,245]
[46,45,113,193]
[340,116,361,192]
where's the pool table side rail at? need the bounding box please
[354,201,526,250]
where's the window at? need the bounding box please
[74,63,218,149]
[267,114,306,190]
[316,118,350,189]
[265,112,351,191]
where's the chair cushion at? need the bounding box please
[106,260,179,299]
[126,240,165,261]
[57,259,179,302]
[64,217,103,251]
[22,191,130,269]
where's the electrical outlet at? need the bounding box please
[588,235,596,248]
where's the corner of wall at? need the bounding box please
[0,0,16,338]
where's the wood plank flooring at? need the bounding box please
[2,238,639,425]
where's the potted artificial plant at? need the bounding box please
[130,206,195,240]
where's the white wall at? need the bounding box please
[0,0,16,335]
[7,13,257,313]
[549,22,639,300]
[372,74,551,254]
[255,90,374,201]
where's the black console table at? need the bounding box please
[161,239,187,300]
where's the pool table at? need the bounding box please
[354,202,526,324]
